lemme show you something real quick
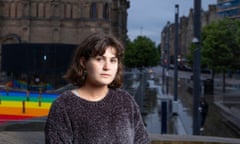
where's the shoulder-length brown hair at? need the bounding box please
[63,32,124,88]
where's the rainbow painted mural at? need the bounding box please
[0,90,58,124]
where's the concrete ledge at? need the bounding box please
[150,134,240,144]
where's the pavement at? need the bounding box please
[0,121,45,143]
[150,66,240,137]
[170,70,240,138]
[0,131,44,144]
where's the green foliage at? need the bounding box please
[187,43,196,67]
[124,36,160,68]
[201,18,240,72]
[188,18,240,72]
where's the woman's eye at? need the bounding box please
[111,58,118,63]
[95,56,103,61]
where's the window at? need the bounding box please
[103,3,109,19]
[90,3,97,19]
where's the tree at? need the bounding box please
[201,18,240,92]
[124,36,160,68]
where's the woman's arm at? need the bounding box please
[45,99,73,144]
[133,101,150,144]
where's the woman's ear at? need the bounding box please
[80,57,86,69]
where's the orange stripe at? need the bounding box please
[0,107,49,117]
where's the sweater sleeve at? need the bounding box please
[45,98,73,144]
[132,100,151,144]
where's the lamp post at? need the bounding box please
[193,0,201,135]
[173,4,179,115]
[162,46,165,94]
[166,21,170,95]
[162,21,170,94]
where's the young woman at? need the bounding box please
[45,33,150,144]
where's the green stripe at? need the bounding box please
[0,96,55,102]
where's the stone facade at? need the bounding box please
[0,0,129,86]
[161,5,220,65]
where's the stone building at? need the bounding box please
[0,0,129,89]
[0,0,129,44]
[161,5,219,66]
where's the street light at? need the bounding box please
[193,0,201,135]
[162,21,171,94]
[192,37,199,44]
[166,21,170,95]
[173,4,179,115]
[162,34,166,94]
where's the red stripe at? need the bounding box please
[0,115,34,124]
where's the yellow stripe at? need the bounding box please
[0,101,52,109]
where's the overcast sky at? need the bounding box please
[127,0,217,45]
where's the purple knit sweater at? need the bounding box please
[45,88,150,144]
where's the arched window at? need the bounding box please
[103,3,109,19]
[22,2,29,17]
[64,3,72,18]
[90,2,97,19]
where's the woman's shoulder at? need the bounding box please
[52,90,75,104]
[111,88,136,102]
[111,88,131,97]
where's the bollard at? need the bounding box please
[38,100,42,107]
[38,88,42,107]
[38,95,42,107]
[22,100,26,113]
[161,100,168,134]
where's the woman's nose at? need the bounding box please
[103,61,110,70]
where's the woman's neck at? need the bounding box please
[77,85,109,102]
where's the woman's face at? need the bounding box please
[83,46,118,87]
